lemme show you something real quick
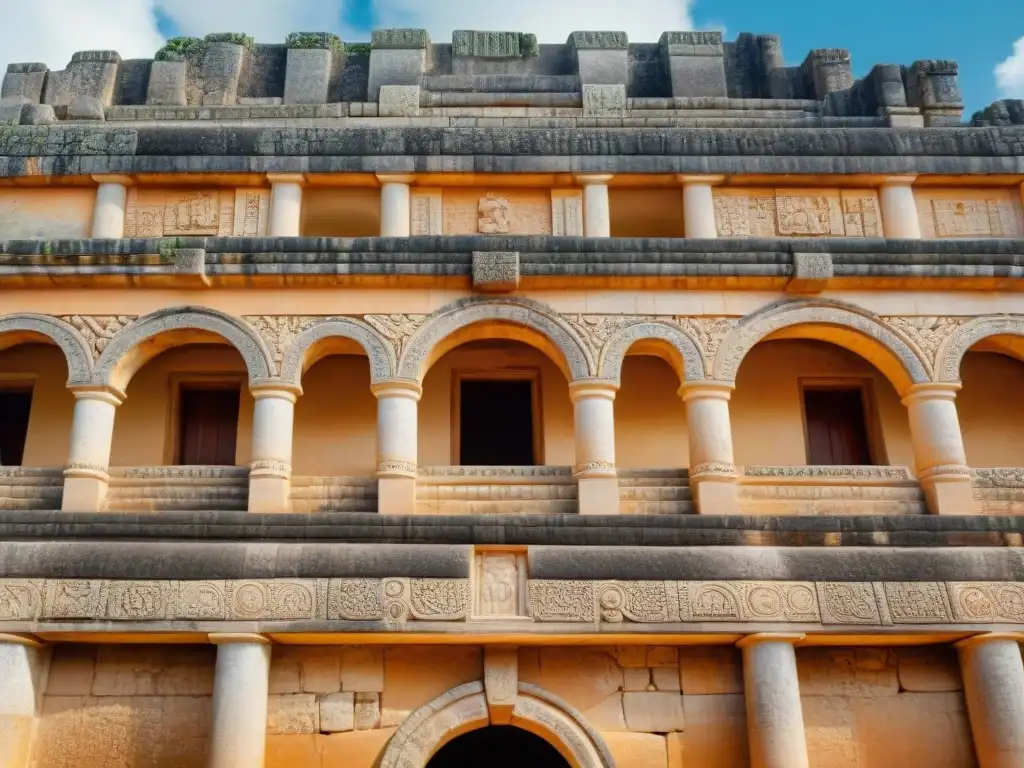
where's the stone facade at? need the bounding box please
[0,22,1023,768]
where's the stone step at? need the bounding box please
[418,485,577,501]
[739,499,927,515]
[0,496,62,510]
[416,500,577,515]
[620,486,692,501]
[290,498,378,513]
[619,501,696,515]
[106,496,248,512]
[618,468,689,480]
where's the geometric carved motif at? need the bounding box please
[882,582,951,624]
[713,189,881,238]
[123,188,268,237]
[883,315,969,371]
[929,199,1020,238]
[243,315,317,366]
[551,191,583,236]
[59,315,136,360]
[947,582,1024,623]
[411,189,443,235]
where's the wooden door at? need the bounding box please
[0,388,33,466]
[804,388,873,465]
[177,387,240,465]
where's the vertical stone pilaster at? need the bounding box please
[879,175,922,239]
[208,634,272,768]
[678,174,725,238]
[956,633,1024,768]
[0,634,46,768]
[61,386,123,513]
[373,379,421,514]
[248,384,300,514]
[902,382,974,515]
[737,633,809,768]
[378,174,415,237]
[90,175,131,238]
[267,174,304,237]
[680,381,740,514]
[576,174,613,237]
[570,379,618,515]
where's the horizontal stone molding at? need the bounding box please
[743,465,916,483]
[2,577,1022,631]
[972,468,1024,488]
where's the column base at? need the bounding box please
[61,474,108,512]
[922,474,975,515]
[248,475,291,514]
[693,478,741,515]
[578,476,619,515]
[378,476,416,515]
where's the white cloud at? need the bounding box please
[373,0,695,43]
[995,37,1024,97]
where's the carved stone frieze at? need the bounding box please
[882,316,968,371]
[947,582,1024,623]
[529,581,596,623]
[816,582,882,625]
[419,465,572,478]
[744,465,914,481]
[244,315,318,366]
[564,314,637,358]
[478,194,511,234]
[60,315,136,360]
[364,314,428,362]
[882,582,951,624]
[971,468,1024,488]
[476,551,527,618]
[675,316,738,364]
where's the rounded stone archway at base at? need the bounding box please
[379,681,616,768]
[427,725,570,768]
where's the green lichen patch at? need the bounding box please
[203,32,255,48]
[285,32,343,52]
[154,37,205,62]
[346,43,371,57]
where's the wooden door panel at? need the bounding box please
[178,387,240,465]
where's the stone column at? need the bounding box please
[957,633,1024,768]
[378,174,415,237]
[879,175,922,239]
[570,380,618,515]
[737,633,809,768]
[248,384,300,514]
[372,379,421,514]
[902,382,974,515]
[267,174,304,237]
[61,386,123,513]
[90,175,130,238]
[0,634,46,768]
[577,174,614,237]
[680,381,741,514]
[208,634,271,768]
[678,174,724,238]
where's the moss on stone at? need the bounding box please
[154,37,205,62]
[203,32,255,48]
[346,43,371,57]
[285,32,343,52]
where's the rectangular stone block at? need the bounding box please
[354,692,380,730]
[147,60,186,106]
[604,732,668,768]
[896,648,963,692]
[675,695,747,768]
[378,84,420,116]
[660,32,726,98]
[472,251,519,293]
[797,648,899,697]
[270,649,302,694]
[623,668,651,691]
[652,667,680,692]
[368,42,427,101]
[585,692,626,730]
[268,694,319,734]
[2,63,47,105]
[678,647,744,695]
[65,51,120,105]
[646,647,678,668]
[301,652,341,694]
[201,42,245,106]
[342,647,384,693]
[284,48,332,105]
[582,84,626,116]
[320,692,355,732]
[623,691,685,733]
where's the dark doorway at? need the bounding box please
[427,726,569,768]
[459,379,535,465]
[0,387,33,466]
[177,386,240,465]
[803,387,874,465]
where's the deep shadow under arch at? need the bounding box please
[427,726,570,768]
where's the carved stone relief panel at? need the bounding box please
[478,194,511,234]
[124,188,265,237]
[916,189,1023,238]
[713,188,881,237]
[474,550,528,619]
[232,189,271,236]
[410,189,442,235]
[59,315,136,360]
[441,189,552,235]
[551,190,584,236]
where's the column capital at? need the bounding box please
[371,378,423,400]
[249,381,303,402]
[91,174,133,186]
[208,632,272,646]
[901,381,961,406]
[0,632,44,648]
[955,632,1024,651]
[568,378,619,402]
[574,173,614,186]
[879,174,918,187]
[678,379,734,402]
[736,632,806,649]
[676,174,726,186]
[68,384,125,406]
[376,173,417,185]
[266,173,306,185]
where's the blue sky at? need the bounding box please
[5,0,1024,117]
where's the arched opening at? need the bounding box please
[959,349,1024,469]
[427,726,570,768]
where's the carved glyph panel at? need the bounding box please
[124,188,268,237]
[232,190,271,236]
[551,190,584,236]
[475,551,527,618]
[441,189,552,235]
[410,189,443,235]
[713,189,881,238]
[916,189,1023,238]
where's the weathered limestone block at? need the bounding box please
[452,30,538,59]
[851,692,975,767]
[519,648,623,713]
[787,252,833,293]
[582,83,626,116]
[378,84,420,116]
[65,50,121,105]
[802,48,853,99]
[0,637,46,768]
[586,693,627,730]
[46,646,96,695]
[623,668,651,691]
[17,103,57,125]
[569,31,629,85]
[647,647,678,668]
[267,694,320,734]
[201,39,247,106]
[672,694,748,768]
[354,692,380,730]
[173,247,207,283]
[896,648,963,692]
[603,732,668,768]
[284,46,336,105]
[269,648,302,694]
[300,650,341,694]
[678,647,744,695]
[623,691,685,733]
[660,32,727,98]
[320,692,355,732]
[90,645,214,696]
[368,28,429,101]
[615,646,648,668]
[67,94,104,121]
[652,667,680,692]
[381,647,482,726]
[1,63,47,105]
[797,648,898,697]
[910,59,963,126]
[342,647,384,693]
[472,251,519,292]
[147,60,187,106]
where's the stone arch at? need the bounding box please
[0,313,93,386]
[712,299,930,395]
[598,321,705,383]
[935,315,1024,382]
[396,297,593,382]
[279,318,395,386]
[380,681,615,768]
[94,306,275,390]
